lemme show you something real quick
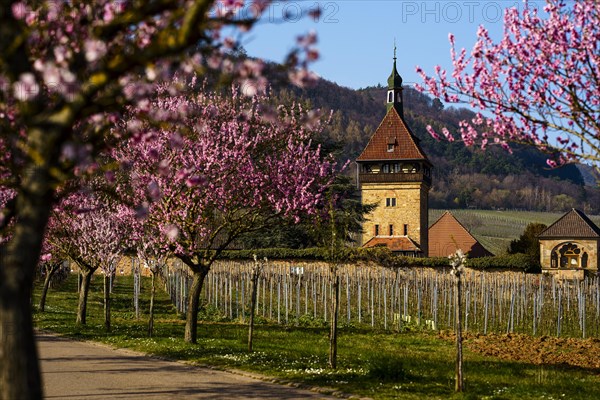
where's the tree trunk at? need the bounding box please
[38,264,59,312]
[0,155,57,399]
[184,268,209,344]
[455,276,464,392]
[148,271,156,337]
[0,270,42,400]
[248,268,261,352]
[76,269,93,325]
[0,246,43,400]
[329,272,340,369]
[104,274,111,332]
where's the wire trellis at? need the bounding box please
[160,260,600,338]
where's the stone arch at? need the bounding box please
[552,242,587,269]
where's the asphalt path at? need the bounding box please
[37,333,340,399]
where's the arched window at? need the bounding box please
[556,243,583,269]
[565,248,579,267]
[387,91,394,103]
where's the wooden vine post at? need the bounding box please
[329,257,340,369]
[328,193,346,370]
[146,257,166,338]
[148,261,156,337]
[450,249,467,392]
[133,258,140,320]
[248,255,265,352]
[104,271,111,332]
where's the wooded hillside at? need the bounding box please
[271,78,600,213]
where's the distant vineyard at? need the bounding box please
[430,209,600,255]
[162,260,600,339]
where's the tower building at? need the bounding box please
[357,52,432,256]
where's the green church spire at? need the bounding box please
[387,43,403,89]
[386,43,404,115]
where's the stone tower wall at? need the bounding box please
[420,184,429,256]
[360,181,429,255]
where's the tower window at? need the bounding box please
[374,225,380,236]
[401,164,417,173]
[403,224,408,236]
[389,224,394,236]
[387,137,396,152]
[387,91,393,103]
[386,198,396,207]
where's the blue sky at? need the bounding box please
[240,0,546,89]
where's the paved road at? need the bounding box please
[37,333,338,399]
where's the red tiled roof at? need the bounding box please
[428,211,493,258]
[538,209,600,238]
[363,236,421,252]
[356,106,429,162]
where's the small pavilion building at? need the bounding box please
[538,208,600,278]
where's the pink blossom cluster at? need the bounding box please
[48,191,135,275]
[2,0,320,109]
[0,185,15,245]
[1,1,328,395]
[0,137,16,242]
[114,83,337,260]
[7,1,124,101]
[38,235,61,265]
[416,0,600,167]
[288,30,320,88]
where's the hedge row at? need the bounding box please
[219,248,540,273]
[467,253,540,273]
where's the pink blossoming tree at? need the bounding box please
[116,83,338,343]
[48,192,134,330]
[416,0,600,169]
[0,1,321,397]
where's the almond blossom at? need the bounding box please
[416,0,600,170]
[114,82,338,343]
[0,1,324,396]
[48,192,134,330]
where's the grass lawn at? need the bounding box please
[34,273,600,400]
